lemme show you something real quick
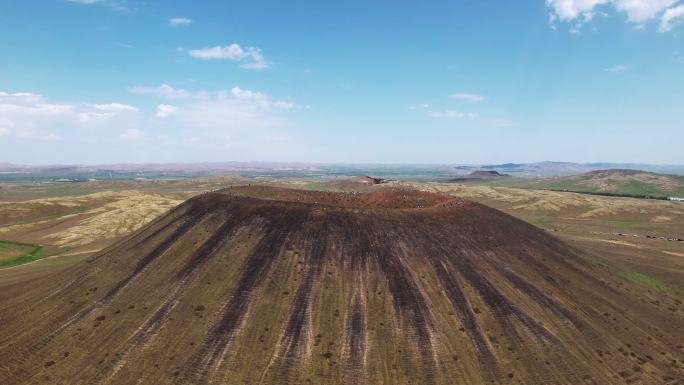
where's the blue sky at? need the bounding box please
[0,0,682,165]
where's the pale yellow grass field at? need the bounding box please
[45,191,182,246]
[401,181,684,222]
[0,191,182,249]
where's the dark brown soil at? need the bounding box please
[0,186,682,384]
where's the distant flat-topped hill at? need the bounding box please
[0,186,682,384]
[448,170,510,182]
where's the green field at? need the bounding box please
[618,270,684,300]
[0,240,64,268]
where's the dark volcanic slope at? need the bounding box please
[0,187,683,384]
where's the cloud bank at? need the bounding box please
[546,0,683,32]
[0,85,295,157]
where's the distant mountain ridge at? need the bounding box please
[1,161,683,180]
[458,161,684,177]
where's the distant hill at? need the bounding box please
[467,169,684,198]
[448,170,510,182]
[543,169,684,197]
[467,170,509,178]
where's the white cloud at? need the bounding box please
[148,86,295,137]
[90,102,139,112]
[659,4,684,31]
[1,86,296,162]
[169,17,192,27]
[605,64,627,72]
[189,44,247,59]
[188,43,269,70]
[156,104,178,118]
[0,92,44,103]
[119,128,144,140]
[230,86,268,101]
[546,0,608,22]
[614,0,677,22]
[0,90,140,141]
[410,103,431,109]
[127,84,296,155]
[428,110,479,119]
[546,0,682,31]
[129,84,207,100]
[426,108,513,127]
[228,86,294,109]
[450,93,487,102]
[132,84,293,110]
